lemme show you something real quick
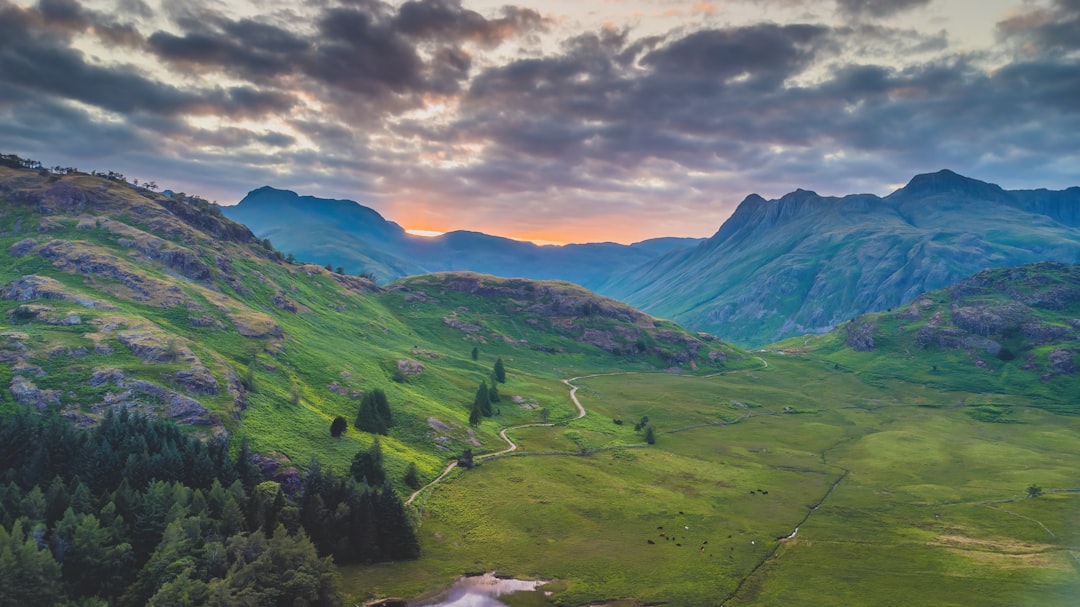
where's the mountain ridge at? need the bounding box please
[222,186,704,289]
[604,169,1080,346]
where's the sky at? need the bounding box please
[1,0,1078,244]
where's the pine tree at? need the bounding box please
[350,440,386,487]
[644,424,657,445]
[493,358,506,383]
[403,462,421,489]
[355,389,392,435]
[475,381,492,417]
[470,346,478,361]
[488,379,500,404]
[0,520,67,607]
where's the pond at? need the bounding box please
[415,572,550,607]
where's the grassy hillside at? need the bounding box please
[776,262,1080,413]
[0,164,741,490]
[342,264,1079,606]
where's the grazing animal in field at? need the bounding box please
[676,543,681,547]
[648,539,655,544]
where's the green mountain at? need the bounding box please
[781,261,1080,413]
[221,186,702,288]
[604,170,1080,347]
[0,163,742,475]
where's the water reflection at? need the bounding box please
[416,573,548,607]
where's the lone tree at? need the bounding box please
[330,416,348,438]
[356,388,393,435]
[351,439,386,486]
[493,358,506,383]
[475,380,492,417]
[458,448,475,469]
[488,378,500,403]
[1027,484,1043,498]
[644,423,657,445]
[471,346,479,361]
[403,462,421,489]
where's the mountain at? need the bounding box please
[782,262,1080,413]
[221,186,702,289]
[603,170,1080,347]
[0,162,741,465]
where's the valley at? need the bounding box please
[1,160,1077,606]
[343,354,1080,606]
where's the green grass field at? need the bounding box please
[342,355,1080,606]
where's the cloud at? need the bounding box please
[395,0,546,46]
[835,0,933,19]
[997,0,1080,57]
[0,0,1077,243]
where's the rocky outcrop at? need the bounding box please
[396,358,425,376]
[8,237,37,257]
[1049,349,1076,374]
[89,367,217,426]
[845,320,876,352]
[36,240,188,306]
[231,314,283,339]
[117,330,185,363]
[2,275,117,310]
[443,315,482,332]
[170,364,220,396]
[273,293,298,312]
[10,375,62,410]
[3,275,71,302]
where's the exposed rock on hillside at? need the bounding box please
[89,368,218,427]
[832,262,1080,377]
[2,274,116,309]
[10,375,62,410]
[392,273,742,366]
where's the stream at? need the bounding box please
[415,573,549,607]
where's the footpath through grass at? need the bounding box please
[342,354,1080,606]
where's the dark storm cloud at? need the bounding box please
[835,0,932,18]
[0,1,294,119]
[147,19,308,82]
[145,0,546,107]
[395,0,545,46]
[434,15,1079,213]
[997,0,1080,56]
[641,23,827,84]
[456,23,833,169]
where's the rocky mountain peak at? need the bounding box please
[893,169,1004,200]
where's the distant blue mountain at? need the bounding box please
[222,187,702,289]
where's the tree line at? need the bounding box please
[0,409,419,606]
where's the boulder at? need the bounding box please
[10,376,61,410]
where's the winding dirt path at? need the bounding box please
[405,375,592,507]
[406,357,769,507]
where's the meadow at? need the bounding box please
[343,355,1080,606]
